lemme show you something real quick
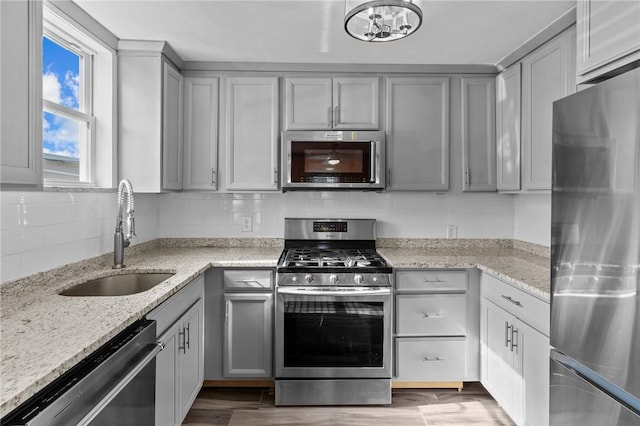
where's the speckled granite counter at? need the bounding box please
[0,238,549,418]
[378,246,550,300]
[0,241,283,417]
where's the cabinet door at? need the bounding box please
[333,77,379,130]
[521,28,575,190]
[155,321,181,426]
[496,63,521,191]
[577,0,640,83]
[162,61,184,191]
[520,320,549,426]
[386,77,449,191]
[481,299,517,421]
[0,0,42,186]
[461,77,496,192]
[183,77,219,190]
[224,293,273,377]
[180,299,204,422]
[284,77,332,130]
[224,77,279,191]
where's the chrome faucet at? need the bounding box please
[113,179,136,268]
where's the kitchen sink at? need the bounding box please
[59,272,174,296]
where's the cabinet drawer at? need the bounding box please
[396,294,467,336]
[396,270,468,292]
[481,273,549,336]
[396,337,467,380]
[223,269,273,290]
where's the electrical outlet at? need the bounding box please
[447,225,457,239]
[241,216,253,232]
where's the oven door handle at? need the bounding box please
[277,287,392,297]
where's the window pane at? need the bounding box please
[43,111,80,182]
[42,36,81,111]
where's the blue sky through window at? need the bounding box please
[42,36,81,158]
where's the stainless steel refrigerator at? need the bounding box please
[550,67,640,425]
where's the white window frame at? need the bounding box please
[42,30,96,184]
[42,1,117,189]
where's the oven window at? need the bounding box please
[290,141,372,183]
[283,300,384,368]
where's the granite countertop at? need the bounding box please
[0,238,550,418]
[378,246,550,300]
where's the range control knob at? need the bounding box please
[354,274,364,285]
[291,276,298,283]
[330,274,339,285]
[304,274,314,284]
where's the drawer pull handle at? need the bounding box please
[501,295,523,307]
[422,313,443,319]
[423,278,444,283]
[236,279,263,285]
[423,356,444,362]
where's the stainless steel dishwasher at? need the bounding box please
[2,319,163,426]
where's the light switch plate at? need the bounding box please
[447,225,457,239]
[242,216,253,232]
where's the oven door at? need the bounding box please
[275,286,392,379]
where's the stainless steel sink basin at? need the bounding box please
[60,272,174,296]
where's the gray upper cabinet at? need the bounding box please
[576,0,640,84]
[223,76,279,191]
[284,76,379,130]
[385,76,450,191]
[183,76,219,190]
[521,26,575,191]
[496,63,522,192]
[0,0,42,187]
[461,77,496,192]
[118,42,184,193]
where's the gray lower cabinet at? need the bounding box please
[224,292,273,377]
[204,268,274,381]
[480,273,550,426]
[147,274,204,426]
[394,269,479,386]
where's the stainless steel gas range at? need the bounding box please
[275,218,393,406]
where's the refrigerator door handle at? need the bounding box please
[551,349,640,417]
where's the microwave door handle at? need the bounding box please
[370,141,376,183]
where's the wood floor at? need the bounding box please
[182,383,515,426]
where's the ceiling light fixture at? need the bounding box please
[344,0,422,42]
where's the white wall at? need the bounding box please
[0,191,158,282]
[514,193,552,246]
[158,192,515,239]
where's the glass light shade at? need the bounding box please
[344,0,422,42]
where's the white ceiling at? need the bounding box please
[74,0,575,65]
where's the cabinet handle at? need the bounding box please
[423,356,444,362]
[328,106,332,127]
[505,322,512,348]
[179,328,186,354]
[423,278,444,283]
[185,323,191,350]
[211,169,216,186]
[334,106,340,126]
[422,313,443,319]
[501,295,523,307]
[274,168,279,186]
[225,300,229,324]
[235,279,262,286]
[388,168,392,187]
[511,327,518,353]
[464,168,470,189]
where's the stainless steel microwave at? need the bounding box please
[282,130,385,190]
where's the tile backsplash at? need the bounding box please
[2,189,550,283]
[1,191,158,283]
